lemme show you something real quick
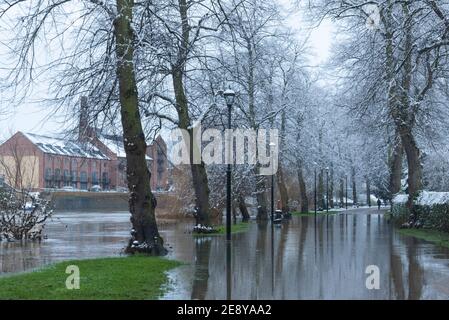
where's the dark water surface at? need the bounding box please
[1,208,449,299]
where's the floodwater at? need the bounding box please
[1,208,449,299]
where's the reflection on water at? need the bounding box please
[1,209,449,299]
[163,210,449,300]
[0,212,131,274]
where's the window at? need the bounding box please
[54,169,61,188]
[92,171,98,185]
[71,170,78,189]
[80,171,88,190]
[102,172,109,190]
[63,170,70,186]
[45,168,53,188]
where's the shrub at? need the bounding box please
[0,189,53,241]
[391,202,449,232]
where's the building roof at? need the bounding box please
[23,132,109,160]
[97,133,152,161]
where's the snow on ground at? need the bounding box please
[393,191,449,205]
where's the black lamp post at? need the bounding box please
[345,174,348,210]
[269,142,276,223]
[314,167,317,215]
[269,142,275,294]
[223,88,235,242]
[326,167,329,214]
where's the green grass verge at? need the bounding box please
[397,228,449,249]
[193,221,251,236]
[0,256,182,300]
[292,211,339,217]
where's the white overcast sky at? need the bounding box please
[0,1,335,141]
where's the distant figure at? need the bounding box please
[151,195,158,209]
[377,199,381,210]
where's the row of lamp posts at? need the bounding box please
[313,166,349,214]
[223,87,356,298]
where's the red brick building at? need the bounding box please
[0,131,169,192]
[90,131,169,191]
[0,132,110,190]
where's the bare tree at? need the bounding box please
[0,135,52,241]
[0,0,166,254]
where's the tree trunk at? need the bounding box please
[329,166,334,208]
[399,126,422,210]
[256,172,268,220]
[339,178,344,208]
[276,111,289,213]
[190,160,212,226]
[173,69,212,226]
[297,161,308,213]
[238,194,250,222]
[351,166,357,206]
[247,40,268,220]
[398,2,422,212]
[318,170,324,210]
[384,0,403,202]
[366,177,371,207]
[114,0,165,255]
[388,135,403,198]
[276,164,289,213]
[170,0,212,228]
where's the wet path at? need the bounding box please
[1,208,449,299]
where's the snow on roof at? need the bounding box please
[98,134,152,161]
[393,191,449,206]
[23,132,109,160]
[98,135,127,158]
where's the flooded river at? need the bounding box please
[1,208,449,299]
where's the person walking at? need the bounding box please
[377,198,381,210]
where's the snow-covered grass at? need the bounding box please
[393,191,449,205]
[392,191,449,233]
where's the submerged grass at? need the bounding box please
[193,221,251,236]
[292,211,339,217]
[0,256,182,300]
[397,228,449,249]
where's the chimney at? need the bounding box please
[79,96,89,142]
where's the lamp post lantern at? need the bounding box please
[223,88,235,242]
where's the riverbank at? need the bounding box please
[397,228,449,249]
[49,191,184,219]
[292,211,339,217]
[0,256,181,299]
[385,211,449,248]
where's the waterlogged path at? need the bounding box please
[1,208,449,299]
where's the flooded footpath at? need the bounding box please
[1,208,449,299]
